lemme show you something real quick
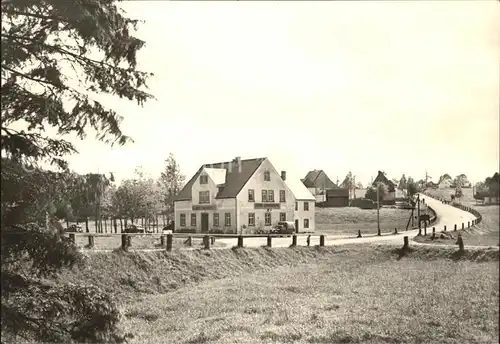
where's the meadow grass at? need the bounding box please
[316,207,413,236]
[59,245,499,344]
[425,188,499,247]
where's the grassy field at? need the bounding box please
[315,207,416,236]
[60,245,499,344]
[425,188,499,247]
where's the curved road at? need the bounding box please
[215,194,488,249]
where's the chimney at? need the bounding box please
[231,156,241,173]
[281,171,286,181]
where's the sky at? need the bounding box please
[57,1,498,186]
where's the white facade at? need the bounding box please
[285,178,316,233]
[174,158,309,234]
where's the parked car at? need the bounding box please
[66,224,83,233]
[124,224,145,234]
[274,221,296,235]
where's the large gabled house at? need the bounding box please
[372,171,396,204]
[174,157,315,234]
[302,169,337,202]
[438,175,453,189]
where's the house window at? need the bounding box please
[248,213,255,226]
[180,214,186,226]
[199,191,210,204]
[191,213,196,227]
[295,202,298,211]
[213,213,219,227]
[268,190,275,202]
[225,213,231,226]
[200,175,208,184]
[304,202,309,211]
[264,171,270,181]
[280,212,286,221]
[280,190,285,203]
[265,212,271,226]
[304,218,309,228]
[262,190,268,202]
[248,189,255,202]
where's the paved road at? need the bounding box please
[83,194,497,253]
[215,193,487,249]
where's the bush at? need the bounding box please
[209,228,224,234]
[1,224,129,343]
[176,227,197,233]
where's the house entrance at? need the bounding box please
[295,219,299,233]
[201,213,209,233]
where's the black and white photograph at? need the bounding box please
[1,0,499,343]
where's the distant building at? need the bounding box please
[372,171,396,204]
[325,188,350,207]
[302,169,337,202]
[438,176,452,189]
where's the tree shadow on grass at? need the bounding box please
[392,246,415,261]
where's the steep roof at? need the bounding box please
[372,171,395,187]
[175,158,266,201]
[438,175,452,185]
[285,178,316,201]
[302,169,337,189]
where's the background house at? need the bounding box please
[301,169,337,202]
[372,171,396,204]
[438,175,453,189]
[325,188,350,207]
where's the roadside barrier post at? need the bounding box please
[203,235,210,249]
[69,233,75,243]
[319,235,325,247]
[237,235,243,248]
[403,236,409,248]
[468,221,470,228]
[424,223,427,236]
[431,228,436,240]
[88,235,94,248]
[267,235,272,247]
[454,224,457,231]
[160,235,165,247]
[126,235,131,248]
[462,223,464,230]
[357,230,362,238]
[121,234,127,250]
[291,234,297,247]
[457,234,464,252]
[166,234,173,251]
[185,236,192,246]
[394,228,397,234]
[444,225,447,232]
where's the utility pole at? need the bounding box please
[417,193,421,235]
[377,182,381,236]
[353,175,356,199]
